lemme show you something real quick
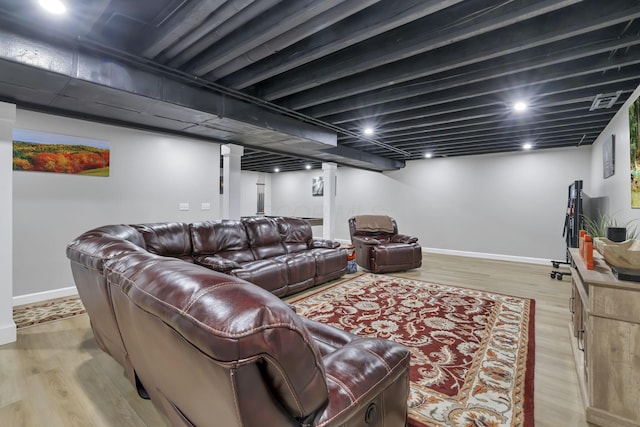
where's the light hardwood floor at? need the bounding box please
[0,253,590,426]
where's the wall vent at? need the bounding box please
[589,91,622,111]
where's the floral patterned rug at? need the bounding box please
[287,273,535,427]
[13,296,86,329]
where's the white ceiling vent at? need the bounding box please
[589,91,622,111]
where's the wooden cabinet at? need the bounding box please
[569,248,640,427]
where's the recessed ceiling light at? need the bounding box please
[425,153,433,159]
[305,164,311,170]
[514,101,528,112]
[39,0,66,14]
[363,127,374,136]
[274,167,280,173]
[523,143,533,150]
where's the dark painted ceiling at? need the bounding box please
[1,0,639,173]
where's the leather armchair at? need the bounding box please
[348,215,422,273]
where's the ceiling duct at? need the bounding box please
[0,29,404,172]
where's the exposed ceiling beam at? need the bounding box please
[141,0,227,58]
[185,0,347,76]
[205,0,381,80]
[164,0,278,67]
[304,31,640,119]
[218,0,465,90]
[256,0,582,100]
[276,0,640,110]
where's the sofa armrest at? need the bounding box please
[390,234,418,244]
[302,318,410,425]
[194,255,241,273]
[353,236,382,246]
[310,239,341,249]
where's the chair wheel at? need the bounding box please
[550,272,556,279]
[556,274,563,280]
[552,262,560,268]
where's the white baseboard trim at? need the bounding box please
[0,322,17,345]
[334,239,551,265]
[422,247,551,265]
[335,238,552,266]
[13,286,78,307]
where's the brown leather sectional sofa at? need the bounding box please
[66,217,411,426]
[132,216,347,297]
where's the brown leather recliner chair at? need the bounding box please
[348,215,422,274]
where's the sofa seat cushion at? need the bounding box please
[231,259,288,295]
[193,255,241,273]
[132,222,194,262]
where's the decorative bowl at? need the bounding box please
[600,239,640,269]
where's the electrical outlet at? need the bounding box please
[179,203,189,211]
[201,202,211,210]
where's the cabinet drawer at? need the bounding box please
[590,286,640,323]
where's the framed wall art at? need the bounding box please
[603,134,615,179]
[12,128,110,176]
[630,95,640,207]
[312,176,324,196]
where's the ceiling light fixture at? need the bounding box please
[513,101,528,112]
[363,127,374,136]
[305,164,311,170]
[39,0,66,14]
[274,167,280,173]
[523,143,533,150]
[425,153,433,159]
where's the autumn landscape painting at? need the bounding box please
[13,129,110,176]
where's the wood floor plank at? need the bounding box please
[0,253,589,426]
[0,400,39,427]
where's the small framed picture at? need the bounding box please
[312,176,323,196]
[603,134,615,179]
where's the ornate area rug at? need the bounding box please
[13,296,86,329]
[288,273,535,427]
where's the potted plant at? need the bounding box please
[582,213,639,251]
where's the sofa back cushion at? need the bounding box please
[243,217,286,260]
[132,222,193,262]
[190,220,255,263]
[277,217,312,253]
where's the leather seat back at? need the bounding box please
[277,217,313,253]
[190,220,255,263]
[133,222,194,262]
[243,217,287,260]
